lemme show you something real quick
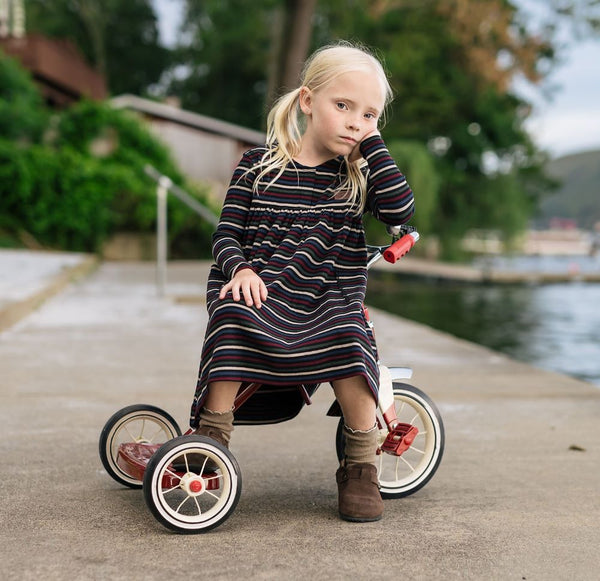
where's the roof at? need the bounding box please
[0,34,107,105]
[111,94,265,146]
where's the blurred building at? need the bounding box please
[0,0,106,107]
[111,95,265,193]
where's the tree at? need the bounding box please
[266,0,318,108]
[169,0,319,127]
[25,0,170,95]
[315,0,557,256]
[161,0,597,256]
[166,0,273,128]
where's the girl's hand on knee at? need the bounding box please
[220,268,268,308]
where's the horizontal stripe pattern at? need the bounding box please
[191,135,414,426]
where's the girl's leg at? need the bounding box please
[332,375,383,522]
[195,381,241,446]
[333,375,378,466]
[204,381,240,412]
[332,375,376,431]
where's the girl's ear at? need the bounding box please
[299,86,312,115]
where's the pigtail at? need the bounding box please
[252,88,303,193]
[266,88,303,154]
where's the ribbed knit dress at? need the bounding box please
[190,135,414,426]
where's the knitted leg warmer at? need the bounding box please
[342,424,378,467]
[196,407,234,446]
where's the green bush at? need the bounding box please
[0,53,216,256]
[0,143,112,251]
[0,51,48,142]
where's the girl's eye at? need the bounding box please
[365,113,376,120]
[336,102,348,110]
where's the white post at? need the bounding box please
[156,175,171,297]
[12,0,25,38]
[0,0,9,38]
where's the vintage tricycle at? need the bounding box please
[99,225,445,533]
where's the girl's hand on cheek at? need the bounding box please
[220,268,268,308]
[349,130,381,162]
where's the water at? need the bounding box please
[367,267,600,387]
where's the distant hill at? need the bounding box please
[535,149,600,230]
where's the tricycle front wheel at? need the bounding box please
[143,435,242,534]
[336,382,444,498]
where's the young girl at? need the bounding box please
[189,42,414,522]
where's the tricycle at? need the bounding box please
[99,225,445,533]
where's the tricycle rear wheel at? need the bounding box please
[99,404,181,488]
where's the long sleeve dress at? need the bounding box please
[190,135,414,427]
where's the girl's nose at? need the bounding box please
[347,117,361,131]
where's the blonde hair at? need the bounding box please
[253,42,393,214]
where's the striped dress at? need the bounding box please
[190,135,414,426]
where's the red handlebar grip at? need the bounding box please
[383,233,416,263]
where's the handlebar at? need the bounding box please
[382,231,420,264]
[366,225,419,270]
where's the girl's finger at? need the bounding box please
[240,280,252,306]
[252,281,263,309]
[231,281,241,302]
[219,281,232,299]
[260,282,268,303]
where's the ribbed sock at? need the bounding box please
[198,407,235,445]
[342,424,378,467]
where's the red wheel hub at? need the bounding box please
[189,479,204,493]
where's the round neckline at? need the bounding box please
[291,156,344,170]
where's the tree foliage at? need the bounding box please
[0,51,47,141]
[25,0,170,95]
[10,0,600,258]
[167,0,567,257]
[0,54,214,254]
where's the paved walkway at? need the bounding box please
[1,250,599,580]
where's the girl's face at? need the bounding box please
[299,69,385,163]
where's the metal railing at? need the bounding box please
[145,165,219,297]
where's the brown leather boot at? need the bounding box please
[336,463,384,522]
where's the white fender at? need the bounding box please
[378,365,413,421]
[388,366,413,381]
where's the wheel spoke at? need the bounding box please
[124,424,137,442]
[147,424,165,443]
[165,467,182,481]
[139,418,147,440]
[200,457,208,473]
[205,490,220,501]
[176,494,192,513]
[399,455,415,472]
[193,495,202,516]
[409,446,426,455]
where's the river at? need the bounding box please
[367,256,600,387]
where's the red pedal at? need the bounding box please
[380,423,419,456]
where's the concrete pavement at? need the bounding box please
[1,249,599,580]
